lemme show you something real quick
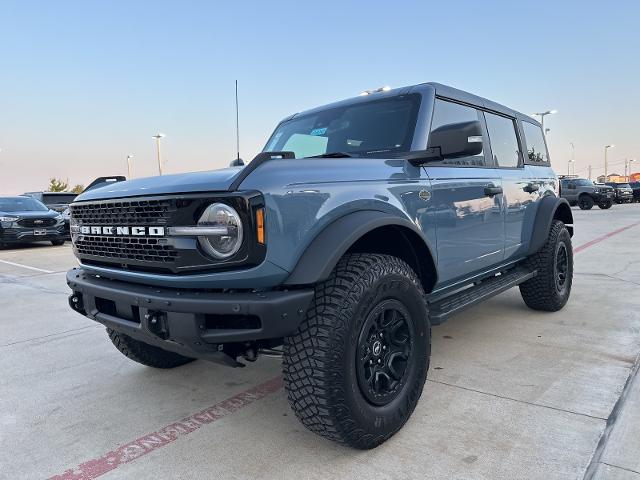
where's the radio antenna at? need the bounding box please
[235,79,240,161]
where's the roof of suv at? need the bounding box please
[289,82,540,127]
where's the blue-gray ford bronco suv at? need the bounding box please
[67,82,574,449]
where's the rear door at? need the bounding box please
[422,98,504,285]
[483,111,533,260]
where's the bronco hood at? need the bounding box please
[75,167,245,202]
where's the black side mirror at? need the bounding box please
[407,121,483,165]
[430,120,483,159]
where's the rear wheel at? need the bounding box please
[519,220,573,311]
[107,329,195,368]
[51,239,65,246]
[578,195,594,210]
[283,253,430,449]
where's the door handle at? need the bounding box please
[484,185,503,197]
[523,183,540,193]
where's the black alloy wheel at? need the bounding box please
[578,195,594,210]
[356,299,414,406]
[554,243,569,293]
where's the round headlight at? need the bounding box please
[197,203,243,259]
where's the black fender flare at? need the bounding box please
[528,196,574,255]
[283,210,436,286]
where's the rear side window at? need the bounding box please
[522,121,550,164]
[484,112,521,168]
[429,99,486,167]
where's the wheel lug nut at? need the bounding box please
[382,345,386,350]
[377,359,381,364]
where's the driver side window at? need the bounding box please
[429,99,487,167]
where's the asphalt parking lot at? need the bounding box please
[1,205,639,480]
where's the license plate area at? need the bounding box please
[34,229,47,236]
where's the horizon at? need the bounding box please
[1,0,639,194]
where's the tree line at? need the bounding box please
[48,178,84,194]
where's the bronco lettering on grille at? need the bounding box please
[77,226,165,236]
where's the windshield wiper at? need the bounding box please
[309,151,354,158]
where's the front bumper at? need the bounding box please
[66,268,314,365]
[593,191,615,202]
[0,226,65,243]
[615,192,633,201]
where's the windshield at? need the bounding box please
[575,179,594,186]
[0,197,49,213]
[617,184,632,188]
[264,94,421,158]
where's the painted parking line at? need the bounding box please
[574,221,640,255]
[45,220,640,480]
[0,258,54,274]
[48,376,283,480]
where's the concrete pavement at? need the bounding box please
[1,204,639,480]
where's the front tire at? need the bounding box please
[51,239,65,246]
[598,200,613,209]
[578,195,594,210]
[519,220,573,312]
[107,329,195,368]
[283,253,430,449]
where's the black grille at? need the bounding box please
[70,193,265,274]
[18,218,57,227]
[70,199,176,225]
[74,235,179,263]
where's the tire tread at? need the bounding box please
[107,329,195,369]
[519,220,572,311]
[283,253,429,449]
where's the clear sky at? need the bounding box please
[1,0,638,194]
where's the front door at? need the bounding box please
[421,98,505,285]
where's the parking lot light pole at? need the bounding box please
[533,109,557,130]
[126,154,134,179]
[604,144,615,181]
[152,133,165,176]
[568,142,575,175]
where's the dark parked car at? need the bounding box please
[23,191,78,213]
[629,182,640,202]
[605,182,634,203]
[0,196,66,247]
[559,177,614,209]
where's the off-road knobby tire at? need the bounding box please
[578,195,594,210]
[283,253,430,449]
[107,328,195,368]
[598,200,613,209]
[519,220,573,311]
[51,239,65,246]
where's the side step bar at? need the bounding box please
[428,267,537,325]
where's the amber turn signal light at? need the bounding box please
[256,208,265,244]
